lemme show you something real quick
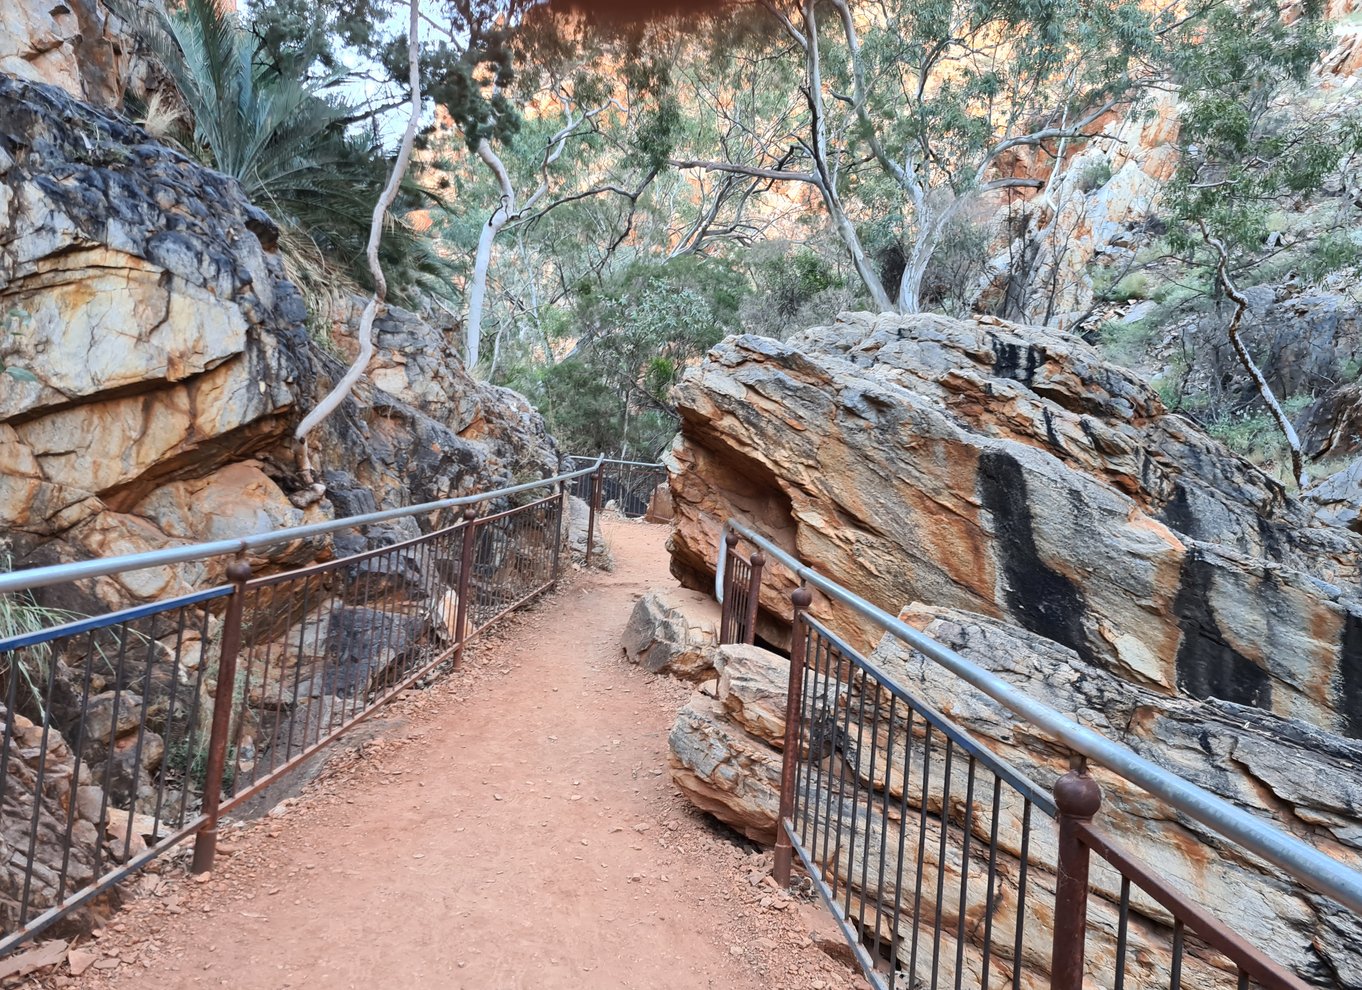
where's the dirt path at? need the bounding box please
[55,518,863,990]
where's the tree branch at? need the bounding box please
[293,0,422,486]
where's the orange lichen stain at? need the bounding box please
[1125,508,1185,552]
[783,417,807,431]
[1304,605,1342,708]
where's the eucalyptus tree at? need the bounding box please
[672,0,1164,314]
[1163,0,1358,487]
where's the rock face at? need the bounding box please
[668,312,1362,738]
[0,76,558,612]
[0,0,133,108]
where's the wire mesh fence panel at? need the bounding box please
[0,469,586,953]
[0,587,229,952]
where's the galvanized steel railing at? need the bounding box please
[716,519,1362,990]
[0,457,609,954]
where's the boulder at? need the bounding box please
[621,588,721,680]
[645,483,674,524]
[1304,459,1362,533]
[1300,381,1362,461]
[668,693,782,844]
[564,495,612,569]
[871,605,1362,989]
[667,643,789,842]
[668,312,1362,737]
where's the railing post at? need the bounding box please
[550,479,566,590]
[743,551,765,645]
[719,531,740,644]
[191,557,251,874]
[453,506,477,668]
[1051,757,1102,990]
[585,464,603,568]
[774,584,813,887]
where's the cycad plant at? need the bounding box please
[124,0,452,317]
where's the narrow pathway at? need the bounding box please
[66,519,863,990]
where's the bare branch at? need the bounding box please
[293,0,423,485]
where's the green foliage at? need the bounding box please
[164,739,237,794]
[129,0,453,310]
[1300,232,1362,284]
[513,255,748,455]
[1205,394,1315,474]
[1109,273,1151,302]
[1075,159,1114,193]
[1164,0,1354,256]
[756,249,845,320]
[1097,317,1156,369]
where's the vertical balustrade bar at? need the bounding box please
[551,480,566,589]
[585,463,602,568]
[191,557,252,874]
[1050,758,1102,990]
[720,531,739,644]
[453,507,477,669]
[774,584,813,886]
[743,551,765,646]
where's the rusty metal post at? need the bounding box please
[191,557,251,874]
[743,551,765,645]
[774,585,813,887]
[1050,757,1102,990]
[719,530,740,644]
[453,506,477,668]
[550,479,566,590]
[585,463,603,568]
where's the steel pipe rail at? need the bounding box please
[0,456,605,596]
[716,517,1362,916]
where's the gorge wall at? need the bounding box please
[0,74,559,616]
[659,311,1362,988]
[667,312,1362,739]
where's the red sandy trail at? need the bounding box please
[59,518,864,990]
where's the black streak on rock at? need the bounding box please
[1341,611,1362,738]
[1173,549,1272,711]
[989,335,1041,385]
[977,450,1093,659]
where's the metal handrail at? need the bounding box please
[0,456,606,596]
[567,454,667,469]
[716,517,1362,916]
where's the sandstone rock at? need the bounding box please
[0,75,559,617]
[871,605,1362,988]
[83,692,144,745]
[621,589,721,680]
[1300,381,1362,461]
[668,693,781,843]
[1305,459,1362,533]
[0,706,99,933]
[645,483,675,524]
[564,495,612,569]
[668,313,1362,737]
[0,0,131,107]
[716,644,788,744]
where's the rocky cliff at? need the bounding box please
[667,312,1362,739]
[0,75,558,614]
